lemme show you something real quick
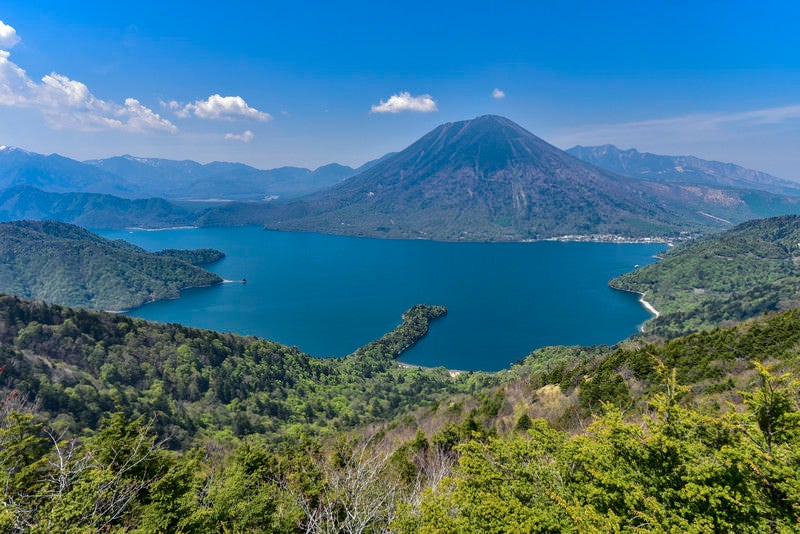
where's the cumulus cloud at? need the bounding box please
[176,94,271,121]
[224,130,254,142]
[0,39,176,133]
[492,88,505,99]
[371,91,438,113]
[121,98,179,133]
[0,50,35,106]
[0,20,20,49]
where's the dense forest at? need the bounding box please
[2,297,800,531]
[0,221,224,311]
[611,214,800,337]
[3,214,800,531]
[0,296,472,446]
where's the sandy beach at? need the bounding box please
[639,294,660,318]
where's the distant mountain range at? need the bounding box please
[84,154,390,200]
[3,117,800,239]
[251,115,800,240]
[567,144,800,197]
[0,146,134,197]
[0,185,198,228]
[0,220,223,310]
[0,145,391,201]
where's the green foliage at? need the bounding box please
[515,412,533,432]
[0,295,475,447]
[398,363,800,533]
[741,361,800,455]
[154,248,225,266]
[541,308,800,422]
[0,400,49,502]
[611,214,800,337]
[0,220,222,310]
[5,360,798,532]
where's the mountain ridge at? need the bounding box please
[0,145,388,201]
[252,115,800,240]
[0,185,199,228]
[567,144,800,196]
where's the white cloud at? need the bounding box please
[0,20,20,49]
[492,88,505,99]
[551,104,800,149]
[371,91,438,113]
[121,98,179,133]
[0,47,176,133]
[225,130,254,143]
[177,94,271,121]
[0,50,36,106]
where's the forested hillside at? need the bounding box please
[0,296,470,446]
[611,214,800,337]
[4,215,800,531]
[0,221,224,310]
[0,185,199,229]
[2,297,800,531]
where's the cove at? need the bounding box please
[98,227,665,372]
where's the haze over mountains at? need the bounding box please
[567,144,800,197]
[2,116,800,237]
[0,186,197,229]
[0,145,389,201]
[254,115,800,240]
[84,154,390,200]
[0,146,133,197]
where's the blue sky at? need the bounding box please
[1,1,800,179]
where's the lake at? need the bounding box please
[98,227,665,371]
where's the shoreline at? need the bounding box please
[638,293,660,318]
[262,226,693,245]
[541,234,676,245]
[611,286,661,331]
[636,292,660,332]
[125,226,199,231]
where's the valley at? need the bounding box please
[3,4,800,530]
[3,117,800,531]
[98,226,663,370]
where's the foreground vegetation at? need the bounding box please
[3,303,800,531]
[0,221,223,311]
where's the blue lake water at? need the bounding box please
[98,227,665,371]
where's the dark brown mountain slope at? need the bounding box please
[254,115,797,240]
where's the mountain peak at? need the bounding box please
[0,145,30,155]
[436,114,533,136]
[260,115,728,240]
[469,114,516,124]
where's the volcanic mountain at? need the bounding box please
[256,115,799,240]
